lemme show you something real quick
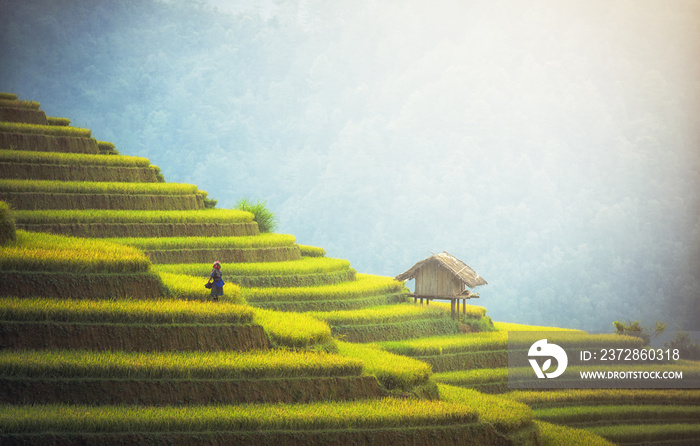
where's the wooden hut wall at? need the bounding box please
[415,262,463,297]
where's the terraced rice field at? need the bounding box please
[0,230,150,273]
[0,179,200,195]
[14,208,254,224]
[156,256,351,276]
[109,233,296,249]
[0,349,364,380]
[0,121,92,138]
[252,307,333,348]
[0,179,212,211]
[506,389,700,445]
[14,209,259,237]
[336,341,432,391]
[5,94,690,446]
[0,296,254,324]
[308,303,464,342]
[0,398,481,432]
[158,271,243,303]
[240,274,408,312]
[0,149,152,167]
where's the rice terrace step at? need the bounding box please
[0,179,207,210]
[0,349,384,405]
[13,208,260,237]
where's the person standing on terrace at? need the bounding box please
[208,260,224,301]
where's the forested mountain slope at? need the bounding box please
[1,0,698,331]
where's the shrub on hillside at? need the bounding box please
[613,319,666,346]
[234,198,278,233]
[665,332,700,360]
[0,201,16,245]
[198,190,217,208]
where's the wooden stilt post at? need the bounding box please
[456,298,460,318]
[450,299,455,319]
[463,299,466,316]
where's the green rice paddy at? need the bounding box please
[0,398,480,433]
[252,308,332,348]
[154,256,351,277]
[14,208,254,224]
[0,149,152,167]
[0,296,254,324]
[0,179,200,195]
[110,233,296,250]
[307,302,450,325]
[0,349,363,379]
[243,273,405,303]
[336,341,431,391]
[0,121,91,137]
[0,230,149,273]
[158,271,243,303]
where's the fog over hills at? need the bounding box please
[1,0,698,330]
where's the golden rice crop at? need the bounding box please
[380,332,509,356]
[0,121,91,137]
[46,117,71,126]
[158,271,242,304]
[154,257,351,277]
[243,273,405,303]
[0,98,39,109]
[437,384,533,434]
[505,389,700,407]
[0,349,363,379]
[494,321,581,332]
[506,362,700,384]
[433,368,507,387]
[429,301,488,319]
[0,179,199,195]
[0,398,479,433]
[380,329,644,357]
[587,423,700,444]
[506,331,645,350]
[110,233,295,250]
[0,296,254,324]
[533,404,700,426]
[252,307,332,348]
[535,421,615,446]
[14,209,254,224]
[307,303,449,325]
[0,230,149,273]
[0,149,151,167]
[336,341,431,390]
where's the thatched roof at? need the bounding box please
[395,251,487,288]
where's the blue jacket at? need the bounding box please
[211,268,224,287]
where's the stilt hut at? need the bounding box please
[395,252,487,319]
